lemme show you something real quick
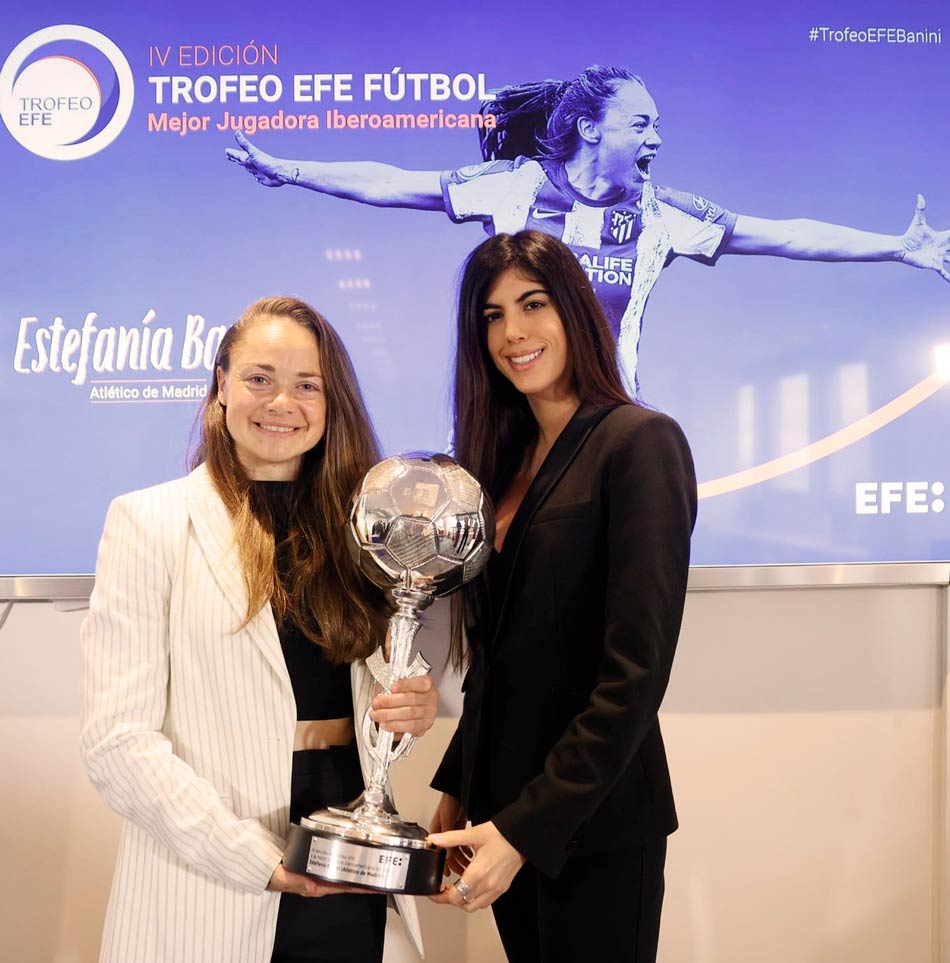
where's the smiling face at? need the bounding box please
[215,316,327,480]
[589,80,662,192]
[483,267,576,402]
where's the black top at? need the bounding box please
[259,482,353,721]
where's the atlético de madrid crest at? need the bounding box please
[609,209,636,244]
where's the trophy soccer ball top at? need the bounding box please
[349,451,493,595]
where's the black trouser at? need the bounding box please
[491,837,667,963]
[271,745,387,963]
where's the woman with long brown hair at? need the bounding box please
[426,232,697,962]
[80,297,436,962]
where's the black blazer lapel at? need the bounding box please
[489,403,617,650]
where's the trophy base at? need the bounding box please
[284,804,446,895]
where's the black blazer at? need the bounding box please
[432,403,697,879]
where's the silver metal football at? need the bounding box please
[348,451,495,597]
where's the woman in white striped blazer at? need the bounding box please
[81,297,433,962]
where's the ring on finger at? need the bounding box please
[453,878,472,903]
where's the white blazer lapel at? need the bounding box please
[184,464,292,697]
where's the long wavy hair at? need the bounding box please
[191,296,387,663]
[479,65,644,162]
[449,231,631,668]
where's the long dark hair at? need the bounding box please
[449,231,631,668]
[191,296,387,663]
[479,65,644,162]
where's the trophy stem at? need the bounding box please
[362,588,433,816]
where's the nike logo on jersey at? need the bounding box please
[530,208,565,220]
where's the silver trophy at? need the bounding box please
[283,452,494,894]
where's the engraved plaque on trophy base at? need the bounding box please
[283,806,445,895]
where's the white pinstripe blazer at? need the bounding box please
[80,463,423,962]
